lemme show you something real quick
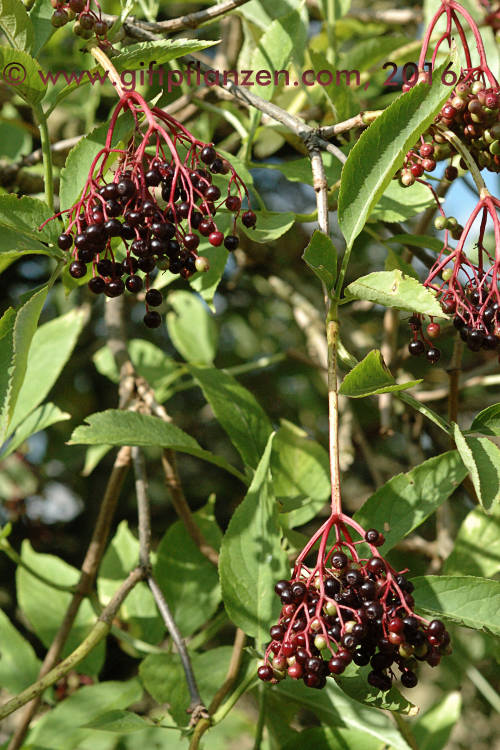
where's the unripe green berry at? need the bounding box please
[446,216,458,229]
[489,140,500,155]
[323,601,337,616]
[314,635,327,650]
[442,268,453,282]
[310,618,322,632]
[195,256,210,273]
[434,215,447,231]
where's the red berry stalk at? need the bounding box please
[259,317,451,691]
[42,91,255,327]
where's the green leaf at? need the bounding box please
[240,210,295,243]
[277,680,413,750]
[98,522,163,644]
[271,419,330,505]
[8,307,87,435]
[0,286,48,445]
[259,151,344,187]
[29,0,54,56]
[0,608,41,693]
[471,403,500,435]
[0,46,45,104]
[83,710,149,733]
[17,540,105,675]
[335,663,417,715]
[188,365,272,469]
[166,291,218,365]
[0,194,60,245]
[413,692,462,750]
[386,233,444,254]
[112,38,218,71]
[302,230,337,291]
[370,179,436,223]
[354,451,467,551]
[27,680,142,749]
[309,49,360,121]
[1,402,70,458]
[345,270,448,318]
[444,504,500,578]
[69,410,246,482]
[154,501,221,636]
[189,244,229,307]
[0,0,34,51]
[139,647,241,727]
[452,422,500,512]
[412,575,500,636]
[93,338,181,403]
[219,435,289,647]
[282,727,380,750]
[59,112,135,211]
[339,349,421,397]
[250,10,306,100]
[338,56,458,248]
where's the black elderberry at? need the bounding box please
[104,219,122,237]
[409,340,425,356]
[100,183,119,200]
[97,259,113,276]
[332,552,348,569]
[69,261,87,278]
[274,580,290,596]
[242,209,257,227]
[226,195,242,212]
[224,235,239,251]
[144,311,162,328]
[138,256,156,273]
[353,649,371,666]
[78,248,94,264]
[401,670,418,688]
[366,557,385,575]
[345,569,363,587]
[105,279,124,298]
[360,580,377,600]
[200,146,216,165]
[467,328,484,350]
[117,178,136,198]
[121,223,136,241]
[365,528,382,545]
[88,276,105,294]
[210,157,224,173]
[426,347,441,364]
[58,233,73,250]
[184,233,200,251]
[364,601,383,620]
[126,275,143,293]
[145,289,162,307]
[150,238,167,254]
[145,169,162,187]
[367,671,392,691]
[205,185,221,202]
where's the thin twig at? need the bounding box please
[0,567,144,722]
[148,575,208,721]
[132,446,152,569]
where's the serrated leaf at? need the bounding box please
[0,0,34,51]
[471,403,500,435]
[335,663,417,715]
[98,522,162,644]
[0,195,60,246]
[0,46,45,104]
[166,291,218,364]
[302,230,337,291]
[345,270,448,317]
[8,307,87,435]
[251,10,305,100]
[69,410,245,482]
[219,435,289,647]
[452,422,500,512]
[445,503,500,578]
[354,451,467,551]
[0,608,41,693]
[412,575,500,635]
[413,692,461,750]
[83,710,149,733]
[59,112,135,211]
[240,210,295,243]
[370,179,436,223]
[154,503,221,636]
[17,541,105,675]
[26,680,142,749]
[1,402,70,459]
[386,233,444,254]
[338,56,458,248]
[277,680,413,750]
[339,349,421,397]
[112,38,218,71]
[188,365,272,469]
[0,286,48,445]
[271,420,330,507]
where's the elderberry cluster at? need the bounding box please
[258,527,450,692]
[47,92,255,327]
[50,0,108,38]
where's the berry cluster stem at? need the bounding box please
[436,124,487,193]
[88,41,125,97]
[327,304,342,516]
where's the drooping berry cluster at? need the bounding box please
[43,91,255,327]
[258,516,451,691]
[50,0,108,39]
[408,194,500,359]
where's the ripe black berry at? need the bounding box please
[58,233,73,250]
[144,311,162,328]
[409,340,425,356]
[242,209,257,227]
[126,275,143,293]
[88,277,105,294]
[200,146,216,164]
[224,235,239,251]
[69,261,87,278]
[145,289,162,307]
